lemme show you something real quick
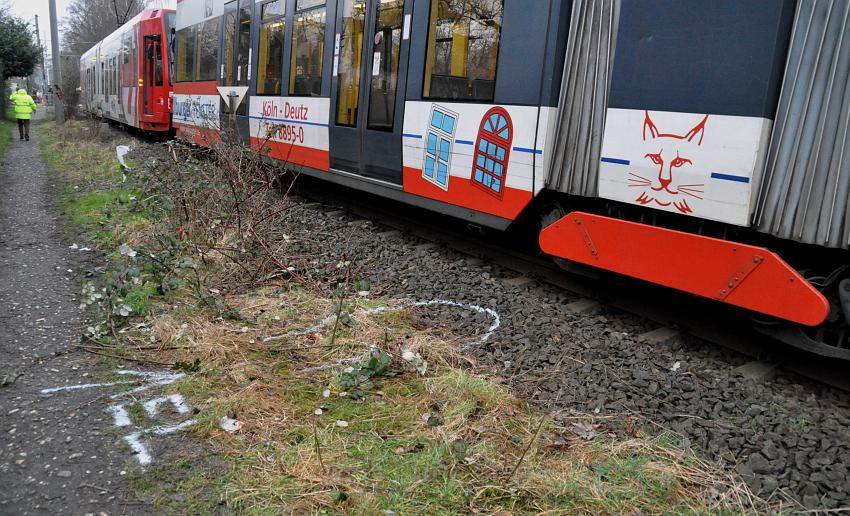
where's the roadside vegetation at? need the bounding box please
[38,120,758,514]
[0,116,14,158]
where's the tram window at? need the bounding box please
[223,10,236,85]
[257,8,285,95]
[289,3,325,96]
[237,6,252,86]
[153,38,164,86]
[197,19,220,81]
[367,0,403,130]
[122,33,130,64]
[262,0,284,19]
[164,12,176,85]
[423,0,503,101]
[335,0,365,126]
[176,27,196,82]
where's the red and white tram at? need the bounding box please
[165,0,850,359]
[79,7,176,132]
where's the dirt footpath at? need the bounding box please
[0,118,150,515]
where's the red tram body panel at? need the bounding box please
[79,7,175,132]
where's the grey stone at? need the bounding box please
[802,495,821,509]
[746,453,773,475]
[761,476,779,493]
[565,298,600,314]
[733,361,776,382]
[638,327,680,345]
[503,276,536,288]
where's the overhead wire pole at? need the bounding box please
[48,0,64,124]
[34,16,48,97]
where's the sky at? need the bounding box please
[8,0,73,52]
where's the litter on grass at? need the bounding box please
[116,145,131,171]
[220,416,243,433]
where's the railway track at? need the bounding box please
[294,175,850,393]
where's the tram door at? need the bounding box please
[330,0,410,184]
[143,35,164,116]
[220,0,252,125]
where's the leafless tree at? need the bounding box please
[115,0,142,25]
[64,0,142,56]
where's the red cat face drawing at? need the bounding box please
[630,111,709,214]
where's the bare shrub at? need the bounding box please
[134,125,302,291]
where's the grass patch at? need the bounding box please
[38,121,149,244]
[0,118,14,158]
[124,283,159,317]
[125,289,753,514]
[66,190,137,227]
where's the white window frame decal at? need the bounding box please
[422,105,458,191]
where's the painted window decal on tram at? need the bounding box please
[423,105,458,190]
[471,107,512,198]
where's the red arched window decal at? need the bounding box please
[471,107,513,199]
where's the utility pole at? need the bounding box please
[34,16,48,97]
[48,0,64,124]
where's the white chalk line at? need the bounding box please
[411,299,501,352]
[109,393,195,465]
[41,380,137,393]
[267,298,501,373]
[108,404,132,427]
[143,394,191,417]
[42,369,194,466]
[40,370,185,397]
[109,394,191,428]
[123,419,197,466]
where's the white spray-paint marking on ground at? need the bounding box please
[266,298,502,373]
[123,433,153,465]
[108,370,184,399]
[40,370,184,397]
[112,393,196,466]
[41,380,137,394]
[108,404,132,427]
[123,419,197,466]
[142,394,191,417]
[111,398,196,465]
[41,369,194,466]
[410,299,501,352]
[108,394,191,431]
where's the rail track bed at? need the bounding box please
[285,175,850,509]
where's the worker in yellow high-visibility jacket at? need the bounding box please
[9,89,37,141]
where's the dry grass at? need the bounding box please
[118,286,758,514]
